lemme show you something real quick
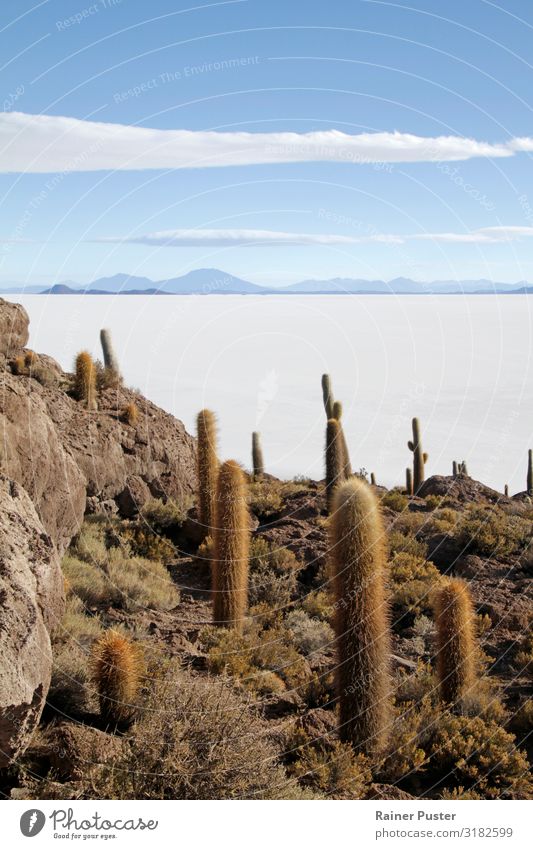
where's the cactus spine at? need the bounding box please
[90,630,143,725]
[434,578,476,706]
[252,431,264,477]
[528,449,533,495]
[321,374,334,419]
[196,410,218,539]
[99,328,121,379]
[406,467,413,496]
[330,477,390,757]
[74,351,97,410]
[212,460,250,633]
[325,418,345,512]
[407,417,427,493]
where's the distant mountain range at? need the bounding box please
[1,269,532,295]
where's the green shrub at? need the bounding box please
[248,479,283,518]
[140,497,190,532]
[388,529,428,559]
[456,505,531,558]
[381,489,408,512]
[285,728,371,798]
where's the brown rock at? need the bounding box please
[47,724,123,780]
[418,474,507,506]
[0,298,29,356]
[0,476,63,767]
[116,474,152,517]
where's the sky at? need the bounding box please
[1,0,533,286]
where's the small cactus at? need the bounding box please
[100,328,121,379]
[406,467,413,496]
[74,351,97,410]
[330,477,391,757]
[504,484,509,497]
[452,460,458,478]
[90,630,143,725]
[212,460,250,633]
[197,410,218,539]
[434,578,476,706]
[321,374,334,419]
[121,402,138,426]
[528,449,532,495]
[252,431,264,477]
[325,418,345,512]
[407,417,427,493]
[370,472,376,486]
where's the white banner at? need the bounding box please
[3,800,532,848]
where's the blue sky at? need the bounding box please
[1,0,533,286]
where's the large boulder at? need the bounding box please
[0,298,29,357]
[0,476,63,767]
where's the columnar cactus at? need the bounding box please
[434,578,476,706]
[330,477,391,757]
[452,461,458,478]
[212,460,250,633]
[90,630,143,725]
[252,431,264,477]
[325,418,345,512]
[370,472,376,486]
[458,460,469,476]
[407,417,427,493]
[504,484,509,497]
[332,401,352,477]
[74,351,97,411]
[196,410,218,538]
[321,373,334,419]
[99,328,121,378]
[406,467,413,496]
[528,449,532,495]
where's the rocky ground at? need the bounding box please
[0,298,531,800]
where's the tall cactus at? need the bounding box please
[252,431,264,478]
[528,449,533,495]
[434,578,476,706]
[99,328,121,378]
[332,401,352,477]
[90,630,143,725]
[321,373,334,419]
[452,461,458,478]
[504,484,509,497]
[406,467,413,496]
[74,351,97,411]
[330,477,390,757]
[407,417,427,493]
[212,460,250,633]
[370,472,376,486]
[196,410,218,538]
[325,418,345,512]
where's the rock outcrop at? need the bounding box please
[0,476,63,767]
[0,298,197,766]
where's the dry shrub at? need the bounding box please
[381,489,408,512]
[248,479,284,518]
[121,402,138,426]
[301,590,333,622]
[284,608,334,655]
[388,529,428,559]
[140,497,190,533]
[456,505,531,558]
[123,526,175,562]
[284,726,371,798]
[389,551,443,617]
[49,594,103,714]
[85,666,299,799]
[248,536,301,608]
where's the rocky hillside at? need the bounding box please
[0,298,196,766]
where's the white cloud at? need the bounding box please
[0,111,527,173]
[96,225,533,249]
[95,228,402,247]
